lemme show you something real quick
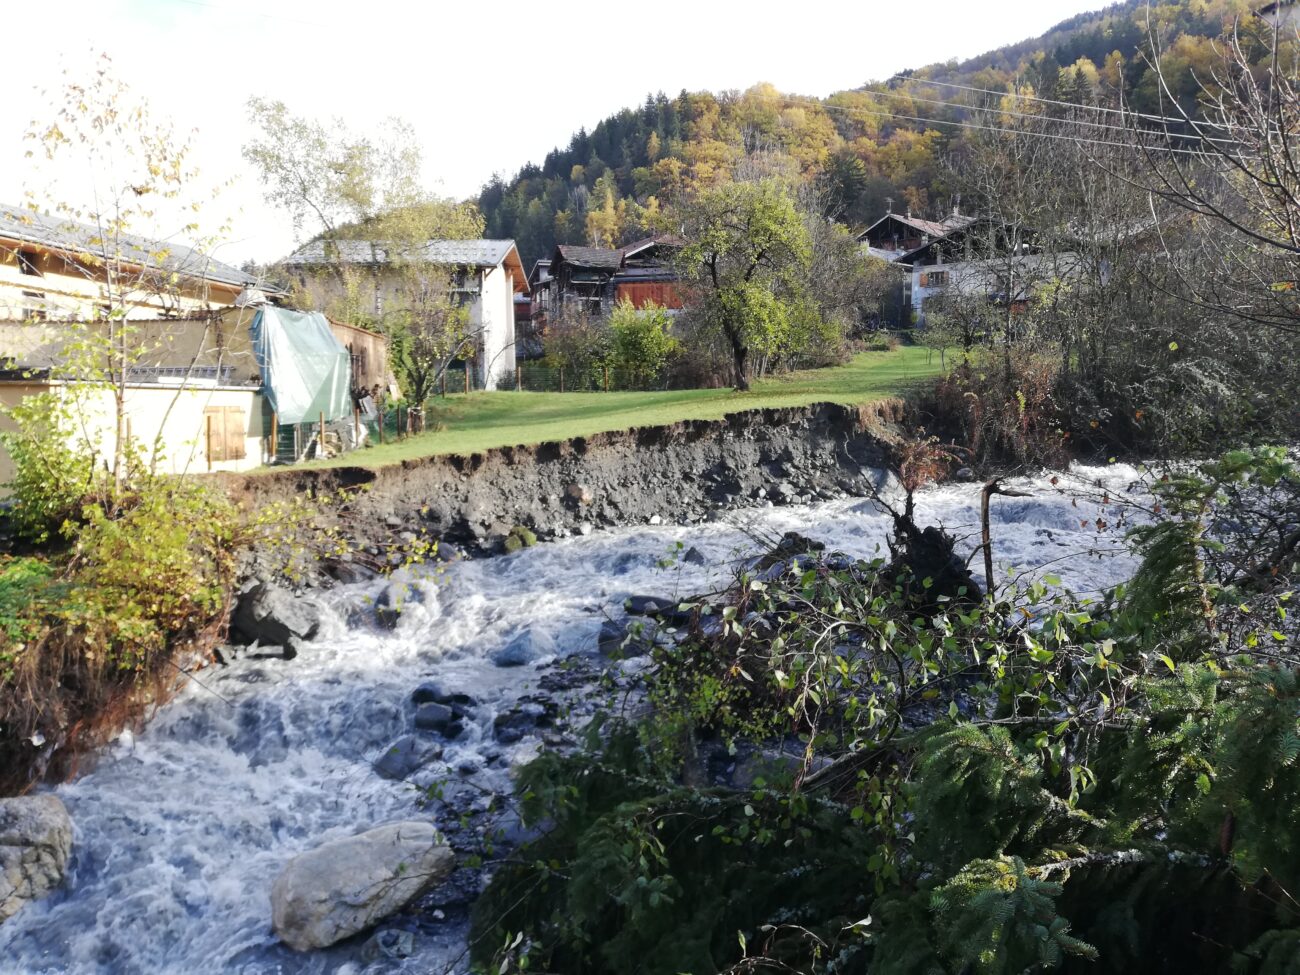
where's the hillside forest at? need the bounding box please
[480,0,1263,266]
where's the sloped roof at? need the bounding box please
[282,238,528,294]
[857,211,976,243]
[619,234,686,259]
[0,203,261,290]
[555,244,623,270]
[282,238,519,269]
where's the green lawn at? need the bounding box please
[286,346,944,471]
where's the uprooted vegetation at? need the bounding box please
[472,447,1300,975]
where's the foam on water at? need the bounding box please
[0,463,1146,975]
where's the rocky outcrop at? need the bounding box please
[270,822,454,951]
[0,795,73,924]
[228,401,905,565]
[229,583,324,650]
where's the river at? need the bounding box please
[0,463,1146,975]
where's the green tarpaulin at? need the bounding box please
[250,307,352,425]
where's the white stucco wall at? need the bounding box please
[0,380,265,490]
[477,265,516,389]
[910,252,1080,326]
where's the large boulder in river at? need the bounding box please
[0,795,73,924]
[230,583,324,648]
[271,822,453,951]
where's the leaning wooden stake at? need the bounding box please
[981,478,1031,599]
[318,411,326,458]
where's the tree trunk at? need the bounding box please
[731,343,750,391]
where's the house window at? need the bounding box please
[21,291,46,321]
[927,270,949,288]
[16,251,41,276]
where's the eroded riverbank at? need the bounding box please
[0,462,1146,974]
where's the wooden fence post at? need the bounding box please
[270,410,278,459]
[441,372,447,398]
[319,411,326,457]
[516,365,523,390]
[559,367,565,393]
[464,368,470,395]
[378,404,385,445]
[205,413,213,472]
[603,365,610,392]
[354,405,360,446]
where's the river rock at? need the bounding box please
[624,594,673,616]
[412,702,462,738]
[374,581,424,630]
[598,618,660,658]
[683,546,707,566]
[0,795,73,924]
[230,583,323,648]
[374,735,442,781]
[411,682,475,708]
[492,631,538,668]
[270,822,453,951]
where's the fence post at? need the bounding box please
[464,368,470,395]
[559,367,565,393]
[441,372,447,398]
[270,410,278,460]
[319,411,326,457]
[378,404,385,445]
[603,365,610,392]
[205,413,213,472]
[354,405,360,447]
[516,365,523,391]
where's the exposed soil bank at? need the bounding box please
[224,400,909,567]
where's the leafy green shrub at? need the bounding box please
[0,392,101,544]
[476,449,1300,975]
[608,299,679,389]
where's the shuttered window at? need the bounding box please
[203,406,247,462]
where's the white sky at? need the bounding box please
[2,0,1110,265]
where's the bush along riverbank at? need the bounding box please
[0,396,352,798]
[471,446,1300,975]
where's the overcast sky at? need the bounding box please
[3,0,1110,265]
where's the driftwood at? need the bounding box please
[981,478,1032,599]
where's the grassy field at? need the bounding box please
[286,345,945,471]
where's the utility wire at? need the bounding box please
[881,72,1240,131]
[856,86,1239,146]
[814,100,1223,157]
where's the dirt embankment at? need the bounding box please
[225,400,909,565]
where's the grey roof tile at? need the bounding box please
[0,203,260,289]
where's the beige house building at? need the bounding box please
[280,238,527,390]
[0,204,279,483]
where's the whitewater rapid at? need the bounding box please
[0,463,1147,975]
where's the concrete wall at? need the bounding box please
[0,380,265,489]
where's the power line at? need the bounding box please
[854,86,1237,146]
[882,73,1239,132]
[815,100,1220,157]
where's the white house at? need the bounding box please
[280,238,528,390]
